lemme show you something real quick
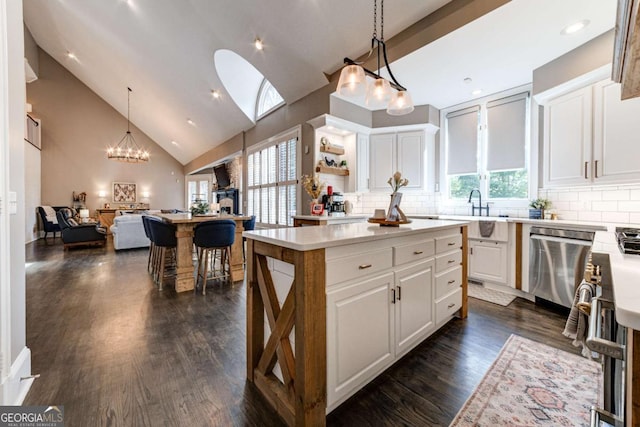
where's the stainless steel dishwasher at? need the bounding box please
[528,226,595,308]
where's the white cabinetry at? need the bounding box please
[325,227,463,410]
[543,79,640,187]
[395,260,434,357]
[468,240,508,284]
[370,131,424,191]
[593,80,640,183]
[543,86,592,187]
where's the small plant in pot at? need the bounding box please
[190,201,210,216]
[529,198,551,219]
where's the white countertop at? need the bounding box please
[592,228,640,330]
[410,214,607,231]
[244,219,468,251]
[292,214,368,221]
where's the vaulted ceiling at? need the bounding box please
[23,0,616,166]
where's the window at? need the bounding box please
[247,128,299,227]
[255,79,285,120]
[186,174,211,207]
[445,91,530,201]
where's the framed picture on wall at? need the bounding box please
[112,182,137,203]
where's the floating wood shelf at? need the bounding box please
[316,166,349,176]
[320,145,345,155]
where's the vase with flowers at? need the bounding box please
[386,171,409,222]
[300,174,326,215]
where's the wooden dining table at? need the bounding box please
[154,213,251,292]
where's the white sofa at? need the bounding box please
[110,214,150,250]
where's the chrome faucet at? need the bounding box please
[468,189,489,216]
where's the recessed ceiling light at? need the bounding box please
[254,38,264,50]
[472,89,482,96]
[171,140,179,146]
[561,20,590,35]
[67,52,77,60]
[463,77,472,84]
[211,90,221,99]
[187,119,195,126]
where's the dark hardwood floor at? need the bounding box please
[24,237,578,426]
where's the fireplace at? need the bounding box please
[215,188,239,215]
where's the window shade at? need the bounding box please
[486,92,528,171]
[446,106,479,175]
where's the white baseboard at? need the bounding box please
[1,346,32,405]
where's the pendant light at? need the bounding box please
[107,87,150,163]
[337,0,414,115]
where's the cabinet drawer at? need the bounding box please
[435,267,462,300]
[393,240,434,266]
[436,288,462,324]
[435,234,462,254]
[435,250,462,273]
[326,248,393,286]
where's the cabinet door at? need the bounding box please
[397,131,424,190]
[326,272,395,408]
[355,133,370,192]
[395,260,434,357]
[593,79,640,183]
[369,133,396,191]
[468,240,507,284]
[543,86,592,187]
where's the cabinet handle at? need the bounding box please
[584,161,588,179]
[447,242,456,246]
[448,259,456,264]
[391,288,396,304]
[595,160,599,178]
[447,303,455,309]
[358,264,372,270]
[448,279,456,284]
[413,250,423,255]
[470,247,473,255]
[398,286,401,301]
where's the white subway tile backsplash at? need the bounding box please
[618,201,640,212]
[591,201,618,212]
[559,191,579,201]
[628,213,640,225]
[602,190,630,201]
[579,191,602,201]
[601,212,630,224]
[578,211,602,222]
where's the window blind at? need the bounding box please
[486,92,528,172]
[446,106,480,175]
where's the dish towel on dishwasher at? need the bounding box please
[479,221,495,238]
[563,280,597,358]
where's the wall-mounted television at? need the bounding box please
[214,164,231,189]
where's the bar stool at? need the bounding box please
[142,215,156,274]
[148,218,177,291]
[242,215,256,263]
[193,220,236,295]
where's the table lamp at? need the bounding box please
[79,209,90,223]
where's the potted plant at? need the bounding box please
[190,201,210,216]
[529,198,551,219]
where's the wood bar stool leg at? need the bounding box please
[158,247,166,291]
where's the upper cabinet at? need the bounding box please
[370,131,425,192]
[542,79,640,188]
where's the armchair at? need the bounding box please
[56,208,107,249]
[37,206,66,239]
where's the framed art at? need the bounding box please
[112,182,137,203]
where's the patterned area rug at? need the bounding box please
[467,283,516,307]
[450,334,602,426]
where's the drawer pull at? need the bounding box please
[447,279,456,284]
[413,250,423,255]
[447,242,456,246]
[447,259,456,264]
[359,264,372,270]
[447,303,455,309]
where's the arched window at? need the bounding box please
[255,79,284,120]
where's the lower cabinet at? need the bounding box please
[468,239,508,284]
[326,272,395,409]
[327,259,435,409]
[395,260,435,357]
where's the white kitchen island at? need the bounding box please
[244,219,469,426]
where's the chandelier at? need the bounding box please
[107,87,149,163]
[337,0,414,115]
